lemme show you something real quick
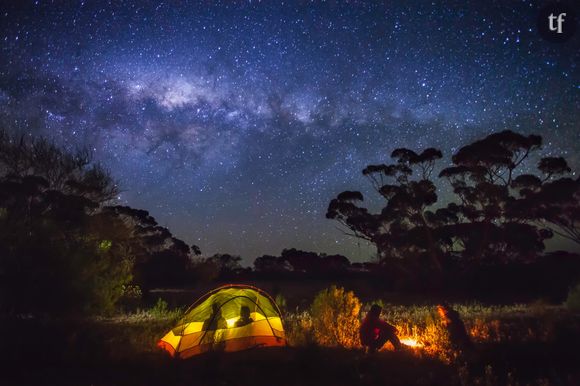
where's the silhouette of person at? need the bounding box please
[437,303,472,351]
[202,302,227,331]
[234,305,254,327]
[360,304,402,353]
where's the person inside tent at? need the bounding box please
[360,304,402,353]
[202,302,227,331]
[234,305,254,327]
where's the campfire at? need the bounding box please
[400,337,423,348]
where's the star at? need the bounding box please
[0,1,577,262]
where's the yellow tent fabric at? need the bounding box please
[158,284,286,358]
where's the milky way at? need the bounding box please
[1,1,578,262]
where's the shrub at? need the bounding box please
[147,298,183,322]
[118,285,143,312]
[285,311,315,346]
[310,285,361,348]
[275,293,287,314]
[0,220,134,316]
[0,133,134,316]
[150,298,169,318]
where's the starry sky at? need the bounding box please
[1,1,578,263]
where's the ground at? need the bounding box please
[1,304,580,385]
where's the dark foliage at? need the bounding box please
[326,130,579,288]
[0,133,131,315]
[253,248,351,277]
[0,132,201,315]
[104,205,201,290]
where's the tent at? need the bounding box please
[158,284,286,358]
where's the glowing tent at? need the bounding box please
[158,284,286,358]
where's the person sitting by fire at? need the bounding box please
[360,304,402,353]
[437,303,472,351]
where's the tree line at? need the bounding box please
[0,131,204,315]
[326,130,579,286]
[1,129,578,316]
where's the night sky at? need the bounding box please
[1,1,578,263]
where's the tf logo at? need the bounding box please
[537,3,577,43]
[549,13,566,34]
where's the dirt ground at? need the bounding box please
[1,346,455,386]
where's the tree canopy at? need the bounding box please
[0,131,201,316]
[327,130,579,281]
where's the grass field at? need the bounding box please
[2,298,579,386]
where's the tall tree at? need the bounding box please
[511,157,579,245]
[327,147,443,270]
[0,131,201,314]
[439,130,551,262]
[328,130,577,270]
[207,253,242,276]
[103,205,201,289]
[0,132,131,315]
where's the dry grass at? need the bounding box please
[285,300,573,364]
[2,291,579,385]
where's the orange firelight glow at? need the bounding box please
[400,337,423,348]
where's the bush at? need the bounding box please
[118,285,143,313]
[0,133,134,316]
[275,293,287,314]
[285,311,315,346]
[565,282,580,311]
[150,298,169,318]
[149,298,183,322]
[0,219,133,316]
[310,285,361,348]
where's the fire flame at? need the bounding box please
[400,337,422,348]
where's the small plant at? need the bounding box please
[149,298,183,322]
[151,298,169,317]
[285,311,315,346]
[565,282,580,312]
[275,293,287,314]
[310,285,361,349]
